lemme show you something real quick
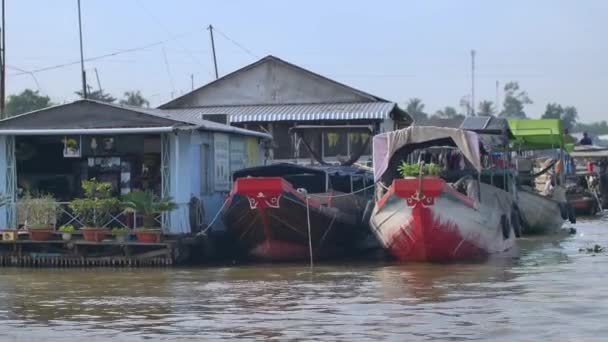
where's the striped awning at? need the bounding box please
[164,102,398,123]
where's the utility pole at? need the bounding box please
[208,24,219,79]
[470,49,476,117]
[191,74,194,90]
[77,0,87,99]
[0,0,6,119]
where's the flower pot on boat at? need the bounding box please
[27,225,54,241]
[80,227,108,242]
[121,191,176,244]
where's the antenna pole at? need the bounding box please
[495,80,500,112]
[470,49,476,116]
[208,25,219,79]
[94,67,102,92]
[77,0,87,98]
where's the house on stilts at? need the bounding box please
[0,99,271,234]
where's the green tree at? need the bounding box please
[574,120,608,135]
[119,90,150,107]
[406,98,428,122]
[432,106,464,119]
[562,106,578,131]
[75,85,116,103]
[541,103,578,130]
[6,89,54,116]
[478,100,495,117]
[499,82,532,118]
[541,103,563,119]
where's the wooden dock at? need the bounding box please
[0,235,181,267]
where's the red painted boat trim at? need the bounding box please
[373,177,502,262]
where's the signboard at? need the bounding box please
[246,137,259,167]
[214,133,230,191]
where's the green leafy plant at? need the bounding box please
[63,138,78,148]
[68,178,120,228]
[58,224,75,233]
[19,192,60,229]
[111,227,129,236]
[121,191,177,228]
[398,161,442,178]
[424,163,441,176]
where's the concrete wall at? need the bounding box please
[166,59,374,107]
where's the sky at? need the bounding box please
[4,0,608,122]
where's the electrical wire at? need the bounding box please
[8,30,201,77]
[213,26,259,59]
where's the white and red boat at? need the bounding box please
[369,126,517,262]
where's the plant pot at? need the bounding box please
[27,226,54,241]
[115,234,127,243]
[81,227,108,242]
[61,233,72,241]
[1,230,18,241]
[134,229,162,243]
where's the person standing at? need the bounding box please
[580,132,593,145]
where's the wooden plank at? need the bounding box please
[132,248,171,259]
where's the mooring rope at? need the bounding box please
[197,197,230,236]
[305,196,314,270]
[305,183,376,199]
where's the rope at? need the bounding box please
[305,183,376,199]
[197,197,230,236]
[305,196,314,270]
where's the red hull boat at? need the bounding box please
[371,177,516,262]
[370,125,518,262]
[223,164,370,261]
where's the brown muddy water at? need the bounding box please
[0,215,607,341]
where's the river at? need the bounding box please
[0,215,606,341]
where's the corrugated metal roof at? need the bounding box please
[0,100,271,140]
[163,102,397,123]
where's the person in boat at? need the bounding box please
[580,132,593,145]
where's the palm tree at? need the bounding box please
[432,106,463,119]
[75,85,116,103]
[122,191,177,228]
[120,91,150,108]
[406,98,428,121]
[478,100,495,117]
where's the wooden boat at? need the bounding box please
[369,126,517,262]
[567,145,608,215]
[223,163,371,261]
[517,186,570,234]
[508,119,577,233]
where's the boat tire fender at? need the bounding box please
[514,204,530,233]
[510,205,522,238]
[558,203,568,220]
[501,214,510,240]
[567,204,576,224]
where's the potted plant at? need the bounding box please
[111,227,130,243]
[19,192,60,241]
[62,137,80,157]
[122,191,177,243]
[398,161,442,178]
[69,179,119,242]
[58,224,75,241]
